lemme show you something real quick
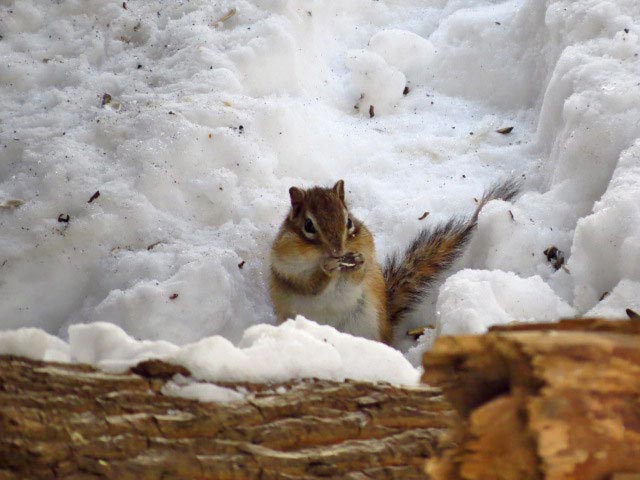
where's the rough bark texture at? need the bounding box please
[0,356,453,480]
[3,318,639,480]
[422,318,640,480]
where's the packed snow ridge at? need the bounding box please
[1,0,639,385]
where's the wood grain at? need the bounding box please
[0,356,452,479]
[423,319,640,480]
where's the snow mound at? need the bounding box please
[346,49,406,115]
[368,29,436,82]
[69,321,179,367]
[0,328,70,363]
[175,317,419,384]
[460,0,640,321]
[435,270,576,337]
[405,269,575,365]
[1,317,420,386]
[569,142,640,312]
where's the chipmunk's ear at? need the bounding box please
[333,180,345,202]
[289,187,305,218]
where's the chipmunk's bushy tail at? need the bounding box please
[383,178,521,326]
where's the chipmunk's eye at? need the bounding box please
[304,218,316,235]
[347,217,356,235]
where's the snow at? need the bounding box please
[586,280,640,318]
[405,269,576,363]
[405,269,575,361]
[162,377,246,403]
[368,29,436,82]
[0,328,70,363]
[69,321,179,367]
[570,141,640,314]
[1,0,640,383]
[437,270,575,334]
[3,316,420,387]
[346,49,407,115]
[175,316,419,384]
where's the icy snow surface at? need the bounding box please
[1,0,640,381]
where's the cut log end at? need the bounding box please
[423,318,640,480]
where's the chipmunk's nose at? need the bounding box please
[326,233,345,258]
[328,243,345,258]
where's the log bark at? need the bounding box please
[0,356,452,479]
[422,318,640,480]
[4,318,639,479]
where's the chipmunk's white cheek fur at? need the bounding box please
[270,232,322,278]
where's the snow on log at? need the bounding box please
[423,318,640,480]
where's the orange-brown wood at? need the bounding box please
[423,319,640,480]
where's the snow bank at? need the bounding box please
[452,0,640,328]
[1,317,420,386]
[0,0,538,348]
[1,0,640,378]
[427,0,549,109]
[570,142,640,313]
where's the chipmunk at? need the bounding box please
[269,179,520,344]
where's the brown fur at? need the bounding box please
[270,181,390,342]
[271,231,329,295]
[367,259,391,343]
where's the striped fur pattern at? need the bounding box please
[269,181,391,343]
[383,178,521,326]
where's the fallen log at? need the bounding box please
[423,318,640,480]
[3,318,639,479]
[0,356,451,479]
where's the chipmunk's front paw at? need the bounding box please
[339,252,364,270]
[322,252,364,274]
[322,257,342,273]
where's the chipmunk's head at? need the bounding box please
[287,180,358,258]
